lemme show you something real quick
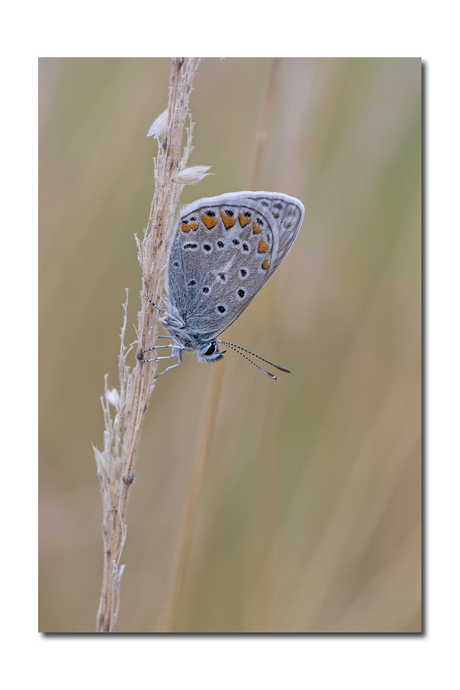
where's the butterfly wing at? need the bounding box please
[166,191,305,341]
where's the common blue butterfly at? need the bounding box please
[140,191,304,379]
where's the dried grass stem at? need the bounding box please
[94,58,200,632]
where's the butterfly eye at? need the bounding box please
[204,343,216,356]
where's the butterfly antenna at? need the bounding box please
[218,341,279,380]
[218,340,291,374]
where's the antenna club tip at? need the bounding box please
[218,339,289,379]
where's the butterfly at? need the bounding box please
[139,191,304,379]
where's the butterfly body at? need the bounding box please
[159,308,224,363]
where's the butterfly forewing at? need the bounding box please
[167,191,304,339]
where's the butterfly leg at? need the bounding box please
[140,335,174,354]
[138,342,184,378]
[154,349,184,378]
[141,344,176,354]
[141,353,173,362]
[144,294,166,313]
[139,341,184,361]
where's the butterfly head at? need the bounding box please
[196,340,225,363]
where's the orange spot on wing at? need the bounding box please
[262,259,269,270]
[252,221,262,234]
[201,214,218,229]
[258,239,269,254]
[239,213,251,227]
[190,222,199,231]
[181,223,191,233]
[220,212,237,229]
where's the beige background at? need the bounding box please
[39,57,421,633]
